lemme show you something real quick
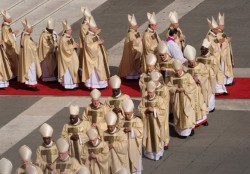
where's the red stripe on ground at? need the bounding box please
[0,79,141,96]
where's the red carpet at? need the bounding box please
[216,78,250,99]
[0,78,249,98]
[0,79,141,97]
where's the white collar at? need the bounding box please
[209,30,217,37]
[110,127,117,134]
[147,27,154,32]
[93,139,100,147]
[114,92,121,98]
[149,94,156,101]
[156,82,161,88]
[73,118,81,126]
[3,22,10,26]
[88,30,95,35]
[61,155,69,162]
[44,141,53,148]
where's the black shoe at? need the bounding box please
[209,108,215,113]
[189,130,195,136]
[10,76,17,81]
[169,113,174,121]
[223,92,229,96]
[225,81,235,86]
[27,87,39,91]
[98,87,107,90]
[164,146,169,151]
[72,87,79,91]
[202,122,209,126]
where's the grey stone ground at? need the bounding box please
[1,0,250,173]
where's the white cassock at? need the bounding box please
[85,68,108,88]
[143,108,164,161]
[222,61,234,85]
[25,62,38,85]
[208,94,215,111]
[62,69,79,89]
[166,38,187,64]
[216,45,227,94]
[0,81,9,88]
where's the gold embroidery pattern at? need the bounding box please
[103,136,118,144]
[68,127,84,134]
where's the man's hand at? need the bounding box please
[91,123,97,128]
[13,30,19,36]
[227,37,232,43]
[176,88,185,93]
[219,38,225,44]
[193,75,200,84]
[97,39,104,45]
[23,160,30,168]
[145,107,154,115]
[112,107,122,114]
[73,42,79,48]
[96,28,102,35]
[46,163,54,171]
[33,41,38,46]
[70,134,79,141]
[108,143,113,149]
[90,152,97,159]
[124,127,131,133]
[160,67,166,71]
[180,34,185,41]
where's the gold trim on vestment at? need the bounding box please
[67,127,84,134]
[41,149,57,163]
[56,163,72,171]
[197,58,211,65]
[103,135,118,144]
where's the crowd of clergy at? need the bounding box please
[0,5,234,174]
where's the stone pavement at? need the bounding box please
[1,0,250,173]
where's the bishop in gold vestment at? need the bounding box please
[197,38,217,112]
[38,18,58,82]
[138,81,165,160]
[150,72,170,148]
[61,105,90,164]
[156,41,175,84]
[206,16,227,95]
[103,111,129,173]
[18,18,41,91]
[58,20,79,89]
[141,12,161,73]
[52,138,81,174]
[105,75,131,128]
[0,40,12,88]
[167,60,196,137]
[217,13,234,86]
[82,89,108,134]
[36,123,58,173]
[121,99,143,174]
[82,16,109,89]
[16,145,43,174]
[184,45,209,127]
[81,128,109,174]
[1,10,19,77]
[118,14,142,79]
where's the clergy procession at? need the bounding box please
[0,4,235,174]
